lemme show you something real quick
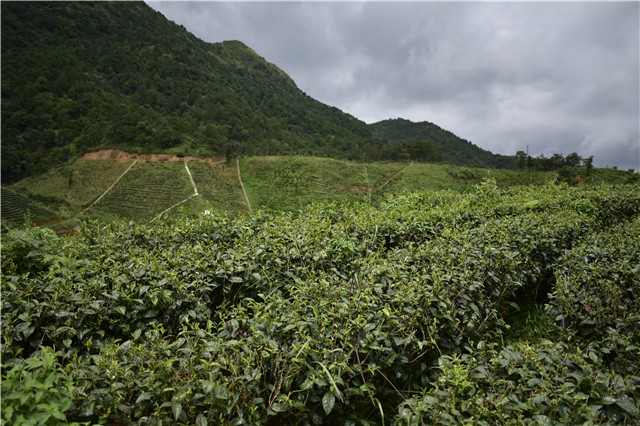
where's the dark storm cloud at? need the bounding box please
[147,1,639,170]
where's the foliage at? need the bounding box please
[396,340,639,424]
[2,183,639,423]
[0,188,57,224]
[516,151,592,172]
[1,1,372,183]
[370,118,514,169]
[1,225,63,275]
[5,156,558,224]
[84,161,194,220]
[1,347,82,425]
[7,159,135,215]
[549,217,640,373]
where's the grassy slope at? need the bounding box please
[7,155,636,225]
[241,157,556,211]
[86,161,195,221]
[0,188,56,224]
[183,161,250,216]
[239,156,401,211]
[5,157,251,225]
[8,159,133,215]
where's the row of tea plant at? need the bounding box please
[2,180,639,424]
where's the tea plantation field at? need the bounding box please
[2,181,639,424]
[1,188,56,224]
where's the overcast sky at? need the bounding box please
[147,1,640,170]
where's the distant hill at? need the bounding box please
[370,118,515,169]
[2,2,514,184]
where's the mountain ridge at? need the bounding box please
[1,1,513,183]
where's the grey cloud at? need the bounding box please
[147,1,639,170]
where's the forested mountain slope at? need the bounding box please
[1,1,372,183]
[2,2,515,184]
[370,118,515,168]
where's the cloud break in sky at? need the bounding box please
[147,1,640,170]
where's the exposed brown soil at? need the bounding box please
[82,149,223,165]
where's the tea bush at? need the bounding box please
[2,182,639,424]
[396,340,639,424]
[549,216,640,374]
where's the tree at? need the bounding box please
[527,155,534,170]
[516,150,528,169]
[397,148,411,162]
[583,156,594,176]
[550,153,565,170]
[565,152,582,167]
[408,140,440,162]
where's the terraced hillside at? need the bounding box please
[8,160,135,216]
[1,188,56,224]
[6,153,635,226]
[86,161,195,220]
[186,161,249,215]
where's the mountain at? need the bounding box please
[1,1,373,183]
[369,118,515,169]
[1,1,514,184]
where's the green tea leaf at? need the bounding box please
[172,401,182,420]
[322,392,335,415]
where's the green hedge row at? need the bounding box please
[549,216,640,373]
[2,182,639,424]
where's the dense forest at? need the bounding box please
[2,1,515,184]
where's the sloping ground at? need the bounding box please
[6,152,246,222]
[8,159,134,215]
[239,156,401,211]
[0,188,56,223]
[239,156,556,212]
[86,161,194,220]
[185,162,249,215]
[81,149,223,165]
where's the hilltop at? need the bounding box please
[3,1,514,184]
[370,118,514,169]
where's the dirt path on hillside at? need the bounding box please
[184,161,198,196]
[81,159,138,214]
[82,149,223,165]
[236,158,253,214]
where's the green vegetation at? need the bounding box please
[2,2,527,186]
[2,182,639,424]
[9,159,134,216]
[4,157,250,227]
[184,161,249,216]
[1,1,372,183]
[1,189,56,225]
[4,155,560,225]
[9,154,637,227]
[240,156,401,211]
[370,118,514,169]
[85,161,194,221]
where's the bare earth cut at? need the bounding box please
[82,149,223,165]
